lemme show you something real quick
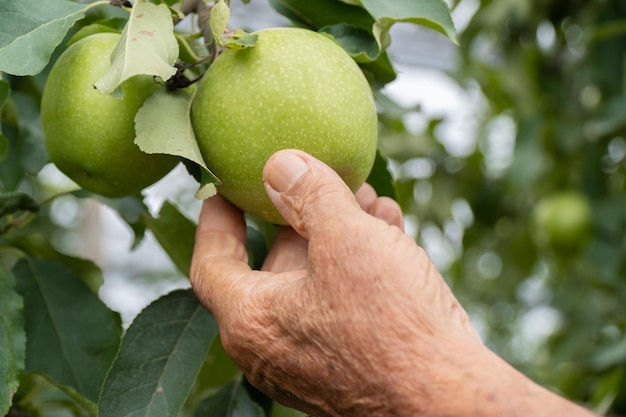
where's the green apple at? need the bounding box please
[531,190,592,250]
[191,27,378,224]
[41,33,178,198]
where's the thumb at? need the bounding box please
[262,149,362,239]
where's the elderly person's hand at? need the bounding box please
[191,149,596,417]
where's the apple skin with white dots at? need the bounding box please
[191,27,378,224]
[41,33,178,198]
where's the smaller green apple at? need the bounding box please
[191,27,378,224]
[531,190,592,250]
[41,33,178,198]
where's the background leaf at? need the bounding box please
[0,269,25,416]
[267,0,396,85]
[0,78,9,109]
[68,17,128,46]
[11,372,96,416]
[268,0,373,31]
[193,379,264,417]
[319,24,378,62]
[8,233,104,294]
[366,150,396,199]
[210,1,231,43]
[94,1,179,94]
[0,76,8,162]
[13,257,122,404]
[142,201,196,276]
[184,335,241,414]
[270,402,307,417]
[0,191,38,217]
[1,92,49,185]
[0,135,7,162]
[360,0,457,45]
[98,289,218,417]
[0,0,97,76]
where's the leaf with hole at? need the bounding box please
[134,88,219,199]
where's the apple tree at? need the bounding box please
[0,0,458,416]
[4,0,626,416]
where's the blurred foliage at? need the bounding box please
[378,0,626,414]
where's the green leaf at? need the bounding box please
[590,336,626,371]
[0,78,9,109]
[0,92,46,190]
[360,51,396,87]
[210,0,230,43]
[270,402,308,417]
[12,92,48,175]
[319,24,379,62]
[360,0,457,46]
[95,1,179,94]
[219,29,259,50]
[159,0,182,6]
[0,135,7,162]
[185,334,241,411]
[193,379,264,417]
[246,225,270,270]
[0,269,25,416]
[176,32,204,64]
[267,0,303,26]
[9,233,104,294]
[201,335,240,389]
[13,257,122,404]
[268,0,374,31]
[0,0,99,76]
[99,289,217,417]
[0,191,39,218]
[67,17,128,46]
[0,191,39,235]
[11,372,97,417]
[0,127,21,192]
[0,78,8,158]
[366,150,396,200]
[142,201,196,276]
[267,0,396,84]
[134,89,219,199]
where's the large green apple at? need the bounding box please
[191,27,378,224]
[41,33,178,198]
[531,190,593,251]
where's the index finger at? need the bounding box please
[190,195,252,316]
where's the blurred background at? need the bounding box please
[34,0,626,414]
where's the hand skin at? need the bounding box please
[190,149,598,417]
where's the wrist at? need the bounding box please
[392,337,597,417]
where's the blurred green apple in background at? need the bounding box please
[531,190,593,251]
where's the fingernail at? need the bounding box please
[263,151,308,193]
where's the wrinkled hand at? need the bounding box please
[190,149,481,417]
